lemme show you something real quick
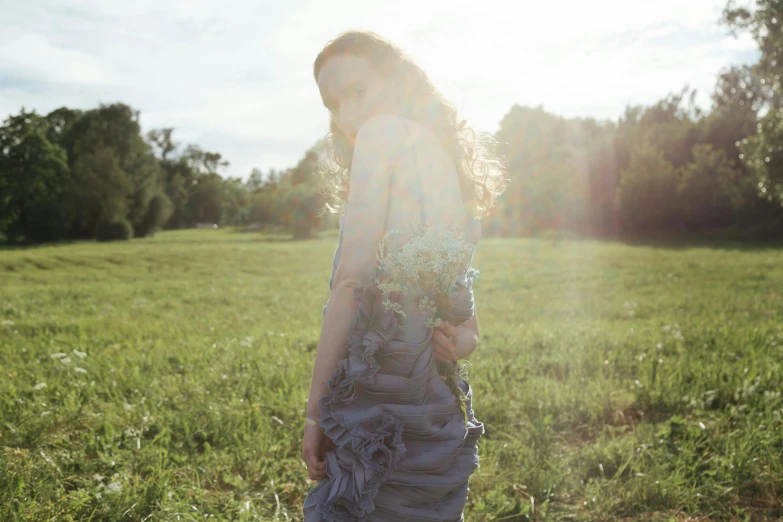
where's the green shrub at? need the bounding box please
[95,218,133,241]
[136,193,173,237]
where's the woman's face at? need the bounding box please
[316,53,395,144]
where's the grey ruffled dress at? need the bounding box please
[303,121,485,522]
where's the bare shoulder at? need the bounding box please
[353,114,407,160]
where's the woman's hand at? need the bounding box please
[302,416,333,481]
[433,320,459,363]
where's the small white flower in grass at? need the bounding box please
[40,450,59,470]
[50,352,67,359]
[74,367,87,374]
[40,411,51,417]
[73,350,87,359]
[106,482,122,494]
[60,357,71,365]
[32,383,47,391]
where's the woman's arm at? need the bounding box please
[306,115,406,420]
[454,309,479,360]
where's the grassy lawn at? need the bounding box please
[1,228,782,521]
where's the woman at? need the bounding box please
[302,30,507,521]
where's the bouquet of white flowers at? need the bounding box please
[373,223,478,423]
[374,223,476,326]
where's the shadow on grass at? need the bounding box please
[522,218,783,252]
[230,225,338,243]
[0,238,88,251]
[0,226,341,250]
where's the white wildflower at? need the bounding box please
[106,481,122,494]
[40,450,59,471]
[73,350,87,359]
[32,383,47,391]
[374,222,477,422]
[74,367,88,374]
[374,223,476,327]
[50,352,67,359]
[60,357,71,365]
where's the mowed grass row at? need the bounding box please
[1,229,782,521]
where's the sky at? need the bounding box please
[0,0,760,180]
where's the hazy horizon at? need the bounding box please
[0,0,760,179]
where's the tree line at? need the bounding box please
[0,102,330,242]
[1,1,782,244]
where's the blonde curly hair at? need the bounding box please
[313,30,508,219]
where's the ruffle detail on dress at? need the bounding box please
[306,271,482,521]
[305,283,406,521]
[317,284,399,447]
[303,413,407,521]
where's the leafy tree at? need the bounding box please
[616,139,680,232]
[220,177,250,226]
[45,107,82,154]
[186,172,223,224]
[0,110,71,242]
[182,145,229,176]
[723,0,783,205]
[64,103,164,237]
[158,157,196,229]
[711,64,770,115]
[95,218,134,241]
[246,168,265,192]
[677,144,745,229]
[639,86,703,169]
[737,111,783,205]
[286,147,326,239]
[69,146,133,234]
[136,193,173,237]
[495,105,572,235]
[723,0,783,99]
[147,128,178,160]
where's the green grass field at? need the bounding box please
[2,229,782,521]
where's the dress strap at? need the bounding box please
[397,117,427,226]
